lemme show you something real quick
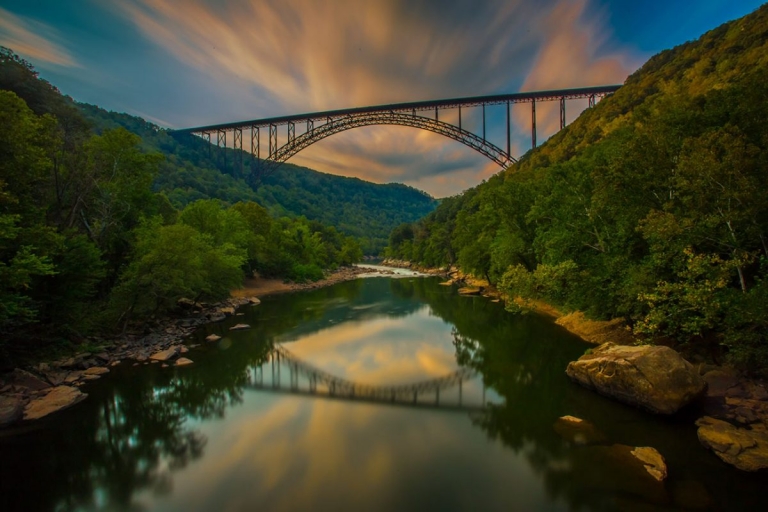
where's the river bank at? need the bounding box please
[380,259,768,472]
[0,265,379,428]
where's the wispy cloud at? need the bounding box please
[0,7,80,67]
[114,0,641,196]
[516,0,642,135]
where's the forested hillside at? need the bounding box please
[79,105,436,253]
[386,6,768,370]
[0,48,362,366]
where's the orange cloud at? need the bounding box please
[516,0,642,136]
[0,7,79,67]
[115,0,642,196]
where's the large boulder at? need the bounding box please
[24,386,87,420]
[695,416,768,471]
[566,343,706,414]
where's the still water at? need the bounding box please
[1,275,766,511]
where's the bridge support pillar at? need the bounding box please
[234,127,243,173]
[251,126,259,159]
[560,97,566,130]
[506,100,510,157]
[269,123,277,158]
[532,100,537,149]
[217,129,227,172]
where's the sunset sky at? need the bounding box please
[1,0,763,197]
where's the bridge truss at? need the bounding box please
[246,344,485,410]
[175,85,620,181]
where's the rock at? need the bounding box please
[248,297,261,305]
[161,364,168,368]
[110,361,121,367]
[630,447,667,481]
[95,352,110,362]
[0,395,24,427]
[24,386,87,420]
[64,371,82,384]
[177,297,202,311]
[175,357,193,367]
[229,323,251,331]
[82,374,101,381]
[702,369,740,398]
[83,367,109,376]
[208,313,226,323]
[149,346,180,362]
[553,415,607,445]
[43,371,68,386]
[438,279,454,286]
[205,334,222,342]
[565,343,706,414]
[457,287,481,295]
[9,369,51,392]
[695,416,768,471]
[219,306,236,316]
[568,444,669,505]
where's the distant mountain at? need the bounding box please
[78,104,437,253]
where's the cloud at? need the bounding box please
[0,7,79,67]
[115,0,642,196]
[515,0,642,136]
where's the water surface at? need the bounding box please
[1,276,765,511]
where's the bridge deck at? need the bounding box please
[176,85,621,133]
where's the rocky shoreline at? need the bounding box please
[0,265,375,429]
[380,259,768,472]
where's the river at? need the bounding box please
[0,273,765,511]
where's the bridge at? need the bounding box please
[175,85,621,181]
[246,344,485,411]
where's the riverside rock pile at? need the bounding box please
[0,294,261,428]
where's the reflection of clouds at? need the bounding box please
[152,395,548,511]
[114,0,641,196]
[284,308,458,384]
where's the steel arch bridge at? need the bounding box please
[175,85,621,181]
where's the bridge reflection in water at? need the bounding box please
[246,345,486,411]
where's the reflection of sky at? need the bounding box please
[133,280,515,511]
[139,397,552,512]
[284,306,457,384]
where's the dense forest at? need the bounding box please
[0,48,363,366]
[78,105,437,254]
[386,6,768,371]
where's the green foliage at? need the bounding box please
[384,6,768,371]
[0,46,366,365]
[107,220,246,324]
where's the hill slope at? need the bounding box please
[78,104,437,253]
[385,5,768,370]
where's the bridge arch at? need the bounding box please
[176,85,621,181]
[270,112,515,171]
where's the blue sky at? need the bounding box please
[1,0,763,196]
